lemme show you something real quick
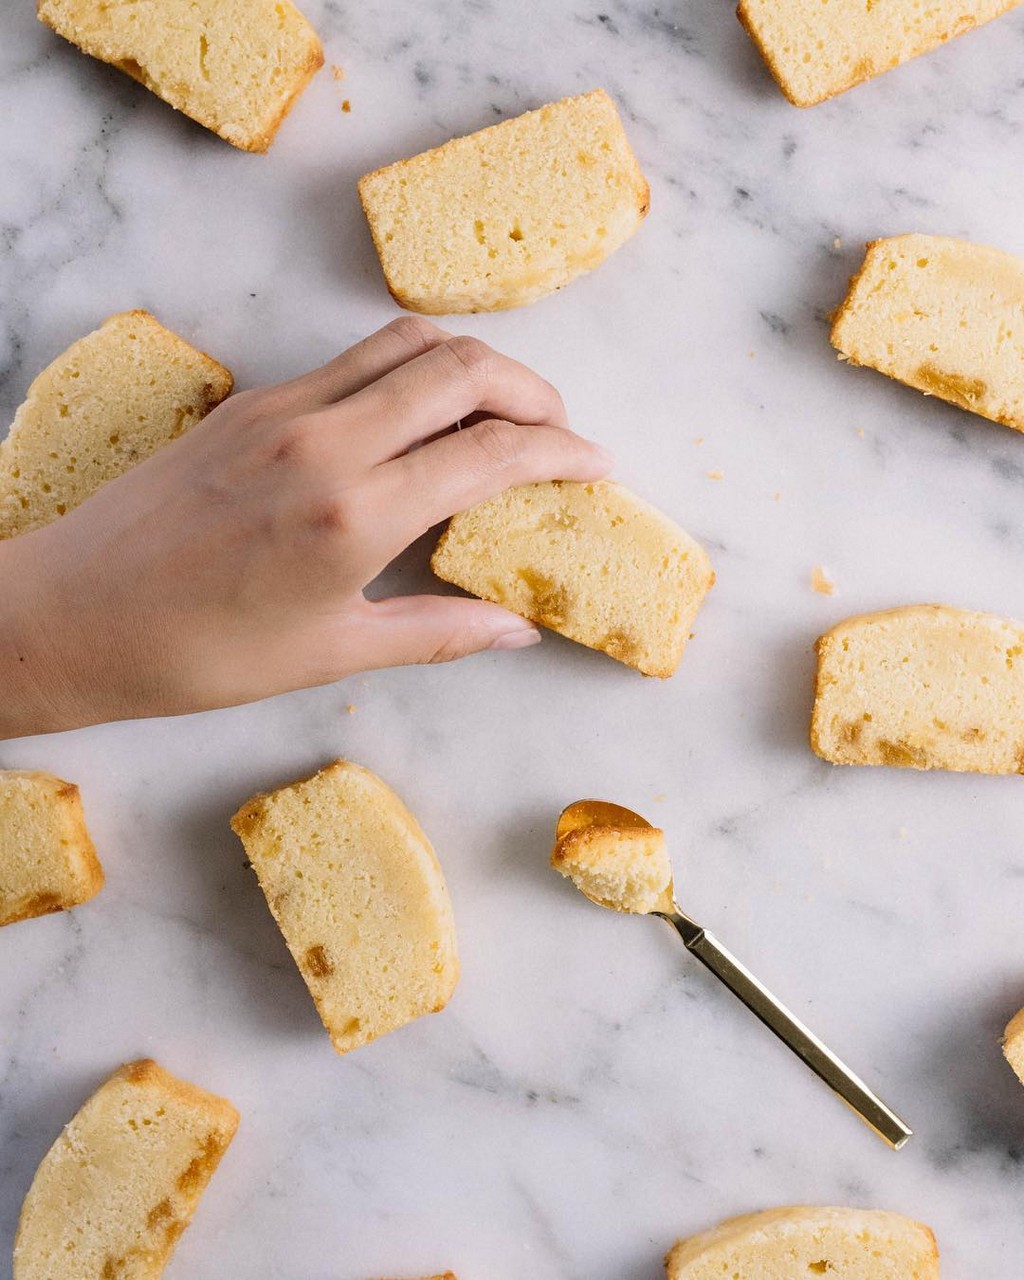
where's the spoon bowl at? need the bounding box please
[554,798,676,913]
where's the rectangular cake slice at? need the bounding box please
[666,1205,939,1279]
[0,310,232,539]
[231,761,459,1055]
[358,89,649,313]
[0,770,104,927]
[738,0,1021,106]
[812,604,1024,773]
[831,234,1024,432]
[14,1059,238,1280]
[432,480,713,678]
[37,0,323,152]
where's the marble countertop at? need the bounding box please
[4,2,1024,1276]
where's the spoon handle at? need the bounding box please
[661,912,912,1149]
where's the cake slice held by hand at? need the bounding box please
[0,770,104,927]
[0,310,232,539]
[14,1059,238,1280]
[358,89,649,313]
[665,1205,939,1279]
[231,761,459,1055]
[812,604,1024,773]
[432,480,714,677]
[831,234,1024,432]
[37,0,323,152]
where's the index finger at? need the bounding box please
[328,335,569,462]
[269,316,453,413]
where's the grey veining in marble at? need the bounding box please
[4,1,1024,1276]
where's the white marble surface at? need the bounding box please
[3,1,1024,1276]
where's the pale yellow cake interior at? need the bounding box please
[358,89,649,313]
[812,604,1024,773]
[0,311,232,540]
[231,761,459,1055]
[0,769,104,927]
[666,1205,939,1280]
[37,0,323,152]
[432,480,714,677]
[831,234,1024,431]
[738,0,1018,107]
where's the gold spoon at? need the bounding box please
[555,799,913,1149]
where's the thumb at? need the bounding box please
[355,595,541,669]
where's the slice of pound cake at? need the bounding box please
[37,0,322,152]
[0,310,232,540]
[0,770,104,927]
[552,823,671,914]
[812,604,1024,773]
[1003,1007,1024,1086]
[431,480,714,677]
[14,1059,238,1280]
[831,234,1024,432]
[666,1206,939,1279]
[231,761,459,1055]
[737,0,1021,106]
[357,89,649,313]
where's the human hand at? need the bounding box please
[0,318,612,738]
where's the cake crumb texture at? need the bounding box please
[737,0,1021,106]
[666,1205,939,1279]
[552,824,671,913]
[36,0,323,151]
[0,311,232,540]
[358,89,649,313]
[812,604,1024,773]
[431,480,714,677]
[0,770,104,927]
[13,1058,238,1279]
[831,234,1024,432]
[231,761,459,1055]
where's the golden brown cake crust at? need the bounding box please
[828,239,884,350]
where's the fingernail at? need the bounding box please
[593,443,615,467]
[488,627,542,651]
